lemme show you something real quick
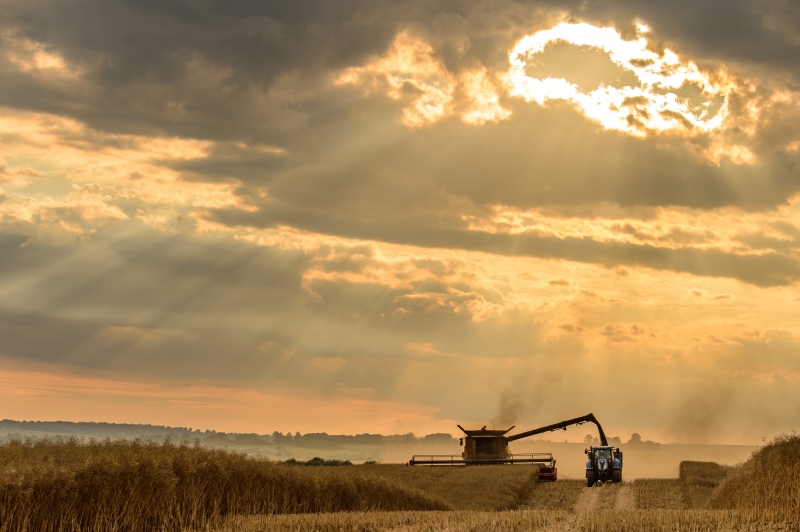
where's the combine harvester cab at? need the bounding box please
[585,446,623,486]
[458,426,513,460]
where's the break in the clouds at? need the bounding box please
[506,22,733,137]
[0,0,799,443]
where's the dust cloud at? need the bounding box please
[490,388,528,427]
[664,379,737,443]
[510,439,756,479]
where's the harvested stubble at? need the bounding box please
[523,480,584,510]
[212,510,571,532]
[213,509,796,532]
[576,509,796,532]
[591,482,624,510]
[343,464,539,510]
[0,438,445,532]
[633,479,688,509]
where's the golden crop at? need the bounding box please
[680,460,732,508]
[708,432,800,517]
[332,463,539,510]
[523,479,583,510]
[633,479,688,509]
[216,509,792,532]
[0,438,445,532]
[1,433,798,532]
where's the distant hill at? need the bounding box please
[0,419,457,446]
[0,419,201,439]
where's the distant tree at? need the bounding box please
[584,434,594,444]
[203,433,232,445]
[628,433,642,444]
[383,433,416,445]
[421,433,455,443]
[272,431,295,445]
[609,436,623,445]
[354,433,382,444]
[234,433,270,445]
[284,457,353,466]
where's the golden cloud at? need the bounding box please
[2,33,80,76]
[336,32,509,127]
[302,243,512,321]
[460,200,800,256]
[0,108,258,238]
[336,31,456,127]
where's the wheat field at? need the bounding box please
[213,509,795,532]
[0,438,445,532]
[1,433,798,531]
[708,432,800,516]
[336,463,539,510]
[522,479,584,510]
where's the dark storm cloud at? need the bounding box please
[167,142,289,182]
[0,230,308,325]
[0,0,387,138]
[3,0,800,283]
[2,0,797,139]
[573,0,800,78]
[1,0,524,139]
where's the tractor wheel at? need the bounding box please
[612,469,622,483]
[587,470,596,487]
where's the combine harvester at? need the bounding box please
[409,412,623,485]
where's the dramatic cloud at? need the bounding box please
[337,31,510,127]
[337,31,458,127]
[0,0,798,444]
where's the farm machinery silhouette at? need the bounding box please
[409,413,622,485]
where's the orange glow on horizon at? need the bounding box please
[0,358,455,436]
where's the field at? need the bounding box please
[335,463,539,510]
[213,509,794,532]
[0,434,798,531]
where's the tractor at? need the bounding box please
[585,445,623,486]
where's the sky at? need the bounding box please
[0,0,799,444]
